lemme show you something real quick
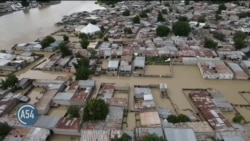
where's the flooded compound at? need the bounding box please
[145,65,171,75]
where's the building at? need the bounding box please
[139,111,161,127]
[107,60,119,76]
[3,127,50,141]
[105,106,124,130]
[34,116,61,129]
[16,78,33,89]
[119,60,132,76]
[98,83,115,102]
[135,128,164,141]
[216,131,247,141]
[133,56,145,76]
[227,62,249,80]
[0,97,18,116]
[198,61,234,79]
[164,128,197,141]
[241,60,250,74]
[80,130,123,141]
[54,117,82,135]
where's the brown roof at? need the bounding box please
[55,117,82,130]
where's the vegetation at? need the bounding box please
[156,25,170,37]
[238,11,250,18]
[215,13,222,21]
[74,57,90,80]
[1,74,18,90]
[142,133,166,141]
[233,31,247,50]
[63,35,69,42]
[83,99,109,121]
[204,38,218,50]
[216,4,226,14]
[132,15,140,24]
[198,16,206,23]
[21,0,29,7]
[167,114,190,123]
[178,16,188,21]
[40,36,55,49]
[80,39,90,49]
[157,12,165,22]
[97,0,121,5]
[112,133,132,141]
[67,106,80,118]
[79,33,88,40]
[172,21,191,37]
[233,114,245,124]
[213,31,225,41]
[103,36,109,41]
[124,28,133,34]
[90,19,97,25]
[185,0,189,5]
[146,55,169,65]
[123,10,130,16]
[140,11,148,18]
[59,42,72,58]
[87,48,97,59]
[162,9,168,14]
[0,122,11,139]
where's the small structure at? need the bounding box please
[135,128,164,141]
[227,62,249,80]
[17,78,33,89]
[54,117,82,135]
[216,131,247,141]
[139,111,161,127]
[105,106,124,130]
[107,60,119,76]
[160,83,168,98]
[80,23,101,35]
[164,128,197,141]
[80,130,123,141]
[241,60,250,74]
[34,116,61,129]
[133,56,145,76]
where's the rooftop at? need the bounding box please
[55,117,82,130]
[164,128,197,141]
[140,111,161,127]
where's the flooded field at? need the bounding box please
[242,93,250,103]
[114,91,128,99]
[48,135,80,141]
[145,65,170,75]
[28,87,44,105]
[101,59,108,69]
[235,107,250,122]
[48,106,68,117]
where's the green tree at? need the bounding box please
[59,42,71,58]
[213,31,225,41]
[80,39,90,49]
[185,0,189,5]
[103,36,109,41]
[133,15,140,24]
[74,57,90,80]
[123,10,130,16]
[198,16,206,23]
[83,99,109,121]
[40,36,55,48]
[178,114,190,122]
[67,106,80,118]
[162,9,168,14]
[87,48,97,58]
[79,33,88,40]
[0,122,11,138]
[157,12,165,22]
[178,16,188,21]
[204,38,218,50]
[156,25,170,37]
[124,28,133,34]
[21,0,29,7]
[112,133,132,141]
[172,21,191,36]
[233,31,247,50]
[167,115,179,123]
[63,35,69,42]
[140,11,148,18]
[217,4,226,14]
[142,133,166,141]
[1,74,18,90]
[233,114,245,124]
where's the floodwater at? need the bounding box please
[48,106,68,117]
[48,135,80,141]
[145,65,170,75]
[114,91,128,99]
[0,1,104,50]
[28,87,44,105]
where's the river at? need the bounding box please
[0,1,104,50]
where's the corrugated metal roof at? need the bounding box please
[164,128,197,141]
[34,116,60,129]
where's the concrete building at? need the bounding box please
[135,128,164,141]
[227,62,249,80]
[216,131,247,141]
[80,130,123,141]
[133,56,145,76]
[139,111,161,127]
[241,60,250,74]
[105,106,124,130]
[107,60,119,76]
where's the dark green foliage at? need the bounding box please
[216,4,226,14]
[40,36,55,48]
[156,25,170,37]
[157,12,165,22]
[80,39,90,49]
[233,114,245,124]
[123,10,130,16]
[79,33,88,40]
[162,9,168,14]
[142,133,166,141]
[185,0,189,5]
[87,48,97,59]
[100,26,105,33]
[90,19,97,25]
[112,133,132,141]
[21,0,29,7]
[74,57,90,80]
[97,0,121,5]
[167,114,190,123]
[0,122,11,139]
[146,55,170,65]
[145,8,151,13]
[165,3,170,7]
[140,11,148,18]
[238,11,250,19]
[172,21,191,37]
[59,43,71,58]
[233,31,247,50]
[213,31,225,41]
[63,35,69,42]
[83,99,109,121]
[1,74,18,90]
[198,16,206,23]
[67,106,80,118]
[204,38,218,50]
[124,28,133,34]
[178,16,188,21]
[133,16,140,24]
[103,36,109,41]
[215,14,221,21]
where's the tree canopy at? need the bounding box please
[1,74,18,90]
[157,12,165,22]
[59,42,72,58]
[172,21,191,37]
[132,16,140,24]
[74,57,90,80]
[140,11,148,18]
[40,36,55,48]
[167,114,190,123]
[0,122,11,138]
[63,35,69,42]
[80,38,90,49]
[123,10,130,16]
[112,133,132,141]
[233,114,245,124]
[217,4,226,14]
[233,31,247,50]
[142,133,166,141]
[204,38,218,50]
[213,31,225,41]
[83,99,109,121]
[178,16,188,21]
[124,28,133,34]
[79,33,88,40]
[156,25,170,37]
[67,106,80,118]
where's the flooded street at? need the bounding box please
[0,1,104,49]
